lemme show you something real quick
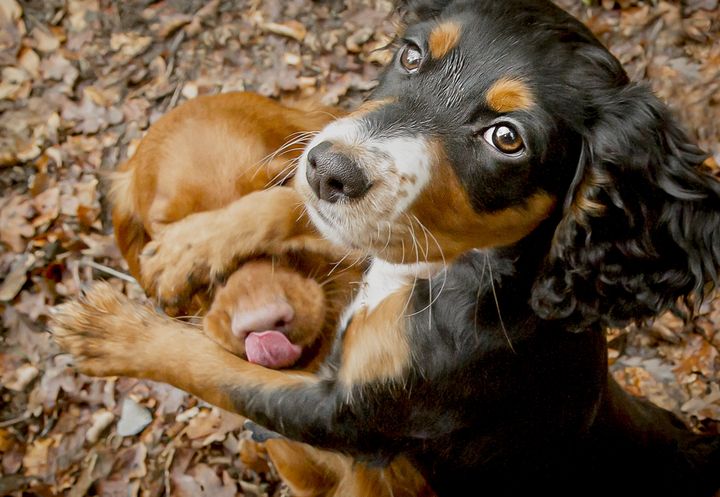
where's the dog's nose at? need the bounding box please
[231,301,295,338]
[306,141,371,203]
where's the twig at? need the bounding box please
[0,412,31,428]
[80,259,137,284]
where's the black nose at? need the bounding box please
[306,141,372,203]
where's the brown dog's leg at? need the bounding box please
[52,282,314,412]
[139,186,344,310]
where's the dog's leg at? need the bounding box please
[139,186,344,310]
[265,439,342,497]
[52,282,413,455]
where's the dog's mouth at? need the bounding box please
[230,300,303,369]
[244,330,302,369]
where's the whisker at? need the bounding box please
[405,215,448,320]
[305,109,344,121]
[400,217,420,319]
[474,254,490,338]
[328,250,354,276]
[486,253,515,353]
[250,132,317,181]
[253,134,315,179]
[269,159,301,188]
[295,203,309,224]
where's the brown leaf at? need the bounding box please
[262,20,307,42]
[674,334,719,378]
[22,437,54,478]
[0,253,34,301]
[0,194,35,252]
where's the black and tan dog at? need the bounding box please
[53,1,720,496]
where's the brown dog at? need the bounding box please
[111,92,351,369]
[108,92,432,496]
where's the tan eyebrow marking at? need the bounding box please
[347,98,396,119]
[486,78,535,113]
[428,21,462,59]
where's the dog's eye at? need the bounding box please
[483,124,525,156]
[399,43,423,72]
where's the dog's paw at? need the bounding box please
[50,282,156,378]
[140,212,230,312]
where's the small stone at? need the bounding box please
[116,398,152,437]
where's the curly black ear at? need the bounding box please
[532,83,720,330]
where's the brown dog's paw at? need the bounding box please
[140,211,231,312]
[50,282,157,377]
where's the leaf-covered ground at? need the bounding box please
[1,1,719,495]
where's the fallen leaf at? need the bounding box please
[0,253,35,301]
[22,437,54,477]
[86,410,115,444]
[3,363,39,391]
[262,20,307,42]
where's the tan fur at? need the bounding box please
[485,77,534,113]
[266,440,433,497]
[51,283,313,408]
[346,98,397,119]
[428,21,461,60]
[339,287,413,386]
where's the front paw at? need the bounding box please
[50,282,157,378]
[140,215,227,312]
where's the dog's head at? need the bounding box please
[296,0,720,328]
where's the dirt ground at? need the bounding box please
[1,1,719,495]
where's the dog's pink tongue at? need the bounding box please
[245,331,302,369]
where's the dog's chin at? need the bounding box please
[305,201,356,249]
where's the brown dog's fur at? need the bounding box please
[108,92,432,497]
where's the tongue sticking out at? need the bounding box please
[245,331,302,369]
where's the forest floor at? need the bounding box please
[1,0,719,495]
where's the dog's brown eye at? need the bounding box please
[483,124,525,155]
[399,43,423,72]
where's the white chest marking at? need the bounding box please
[339,259,442,330]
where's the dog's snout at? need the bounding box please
[306,141,371,203]
[231,301,295,339]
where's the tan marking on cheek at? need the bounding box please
[486,77,534,113]
[429,21,462,59]
[339,287,412,387]
[404,145,556,261]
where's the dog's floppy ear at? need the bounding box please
[532,82,720,330]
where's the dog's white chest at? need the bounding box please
[339,259,440,329]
